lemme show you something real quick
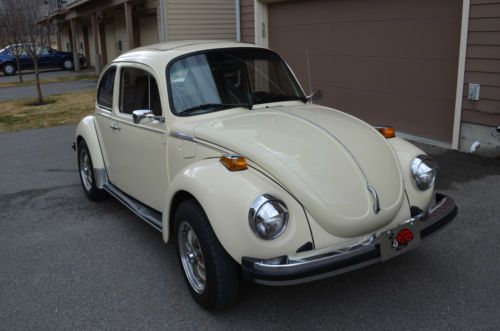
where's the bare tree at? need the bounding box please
[0,0,52,103]
[0,1,26,83]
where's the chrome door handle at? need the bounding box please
[109,123,121,131]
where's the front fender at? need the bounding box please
[75,115,105,187]
[163,159,313,263]
[388,137,434,211]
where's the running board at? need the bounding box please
[104,183,163,232]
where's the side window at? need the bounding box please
[97,67,116,110]
[119,67,162,116]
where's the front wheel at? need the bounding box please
[175,200,239,311]
[77,140,107,201]
[2,63,16,76]
[62,58,74,70]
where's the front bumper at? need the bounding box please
[242,193,457,286]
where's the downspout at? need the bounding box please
[452,0,471,150]
[159,0,166,42]
[236,0,241,41]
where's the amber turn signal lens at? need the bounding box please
[220,154,248,171]
[377,126,396,138]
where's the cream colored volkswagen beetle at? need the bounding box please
[74,41,457,310]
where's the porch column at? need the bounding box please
[70,19,81,71]
[56,24,62,51]
[124,1,135,50]
[91,12,102,75]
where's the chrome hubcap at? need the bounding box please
[79,149,93,191]
[5,65,14,74]
[64,60,73,69]
[178,221,206,294]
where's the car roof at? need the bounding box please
[112,40,263,69]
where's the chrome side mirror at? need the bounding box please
[306,89,322,103]
[132,109,165,124]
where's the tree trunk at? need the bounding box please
[33,59,43,105]
[15,55,23,83]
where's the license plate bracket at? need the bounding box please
[379,223,420,261]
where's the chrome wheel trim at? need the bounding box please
[4,64,14,74]
[178,221,206,294]
[79,148,93,192]
[63,60,73,70]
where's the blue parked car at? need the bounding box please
[0,44,86,76]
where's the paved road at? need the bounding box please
[0,79,96,102]
[0,67,96,84]
[0,125,499,330]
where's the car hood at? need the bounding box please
[193,104,404,238]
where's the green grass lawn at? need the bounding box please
[0,90,95,132]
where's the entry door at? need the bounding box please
[104,23,116,64]
[95,64,167,212]
[139,15,159,46]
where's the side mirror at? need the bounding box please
[306,89,322,103]
[132,109,165,124]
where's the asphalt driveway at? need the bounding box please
[0,125,499,330]
[0,67,97,102]
[0,80,97,102]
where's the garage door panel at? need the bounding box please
[283,53,457,101]
[269,0,461,143]
[268,0,461,26]
[270,19,460,61]
[319,87,454,142]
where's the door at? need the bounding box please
[104,23,116,64]
[139,15,159,46]
[95,64,167,212]
[38,47,58,68]
[267,0,462,143]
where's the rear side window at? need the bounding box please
[119,67,162,116]
[97,67,116,110]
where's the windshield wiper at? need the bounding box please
[178,103,249,116]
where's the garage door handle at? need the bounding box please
[109,123,121,131]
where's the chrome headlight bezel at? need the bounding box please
[248,194,289,240]
[411,155,439,190]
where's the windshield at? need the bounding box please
[168,48,305,116]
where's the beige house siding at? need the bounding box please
[240,0,255,43]
[167,0,236,40]
[462,0,500,126]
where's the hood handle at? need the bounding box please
[367,185,381,214]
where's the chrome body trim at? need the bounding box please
[103,182,163,232]
[242,194,457,286]
[169,131,195,141]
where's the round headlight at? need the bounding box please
[411,155,439,190]
[249,194,288,240]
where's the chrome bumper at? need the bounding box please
[241,193,457,286]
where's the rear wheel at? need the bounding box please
[62,58,74,70]
[2,63,16,76]
[77,140,107,201]
[175,200,239,311]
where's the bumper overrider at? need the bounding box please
[242,193,457,286]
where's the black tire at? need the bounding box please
[77,140,107,201]
[174,200,239,311]
[2,62,16,76]
[62,58,74,70]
